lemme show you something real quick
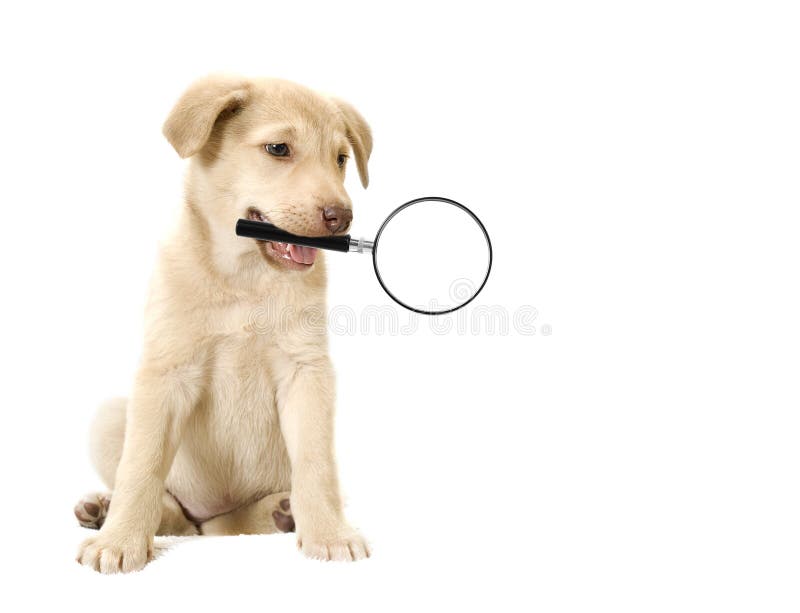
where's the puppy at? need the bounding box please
[74,75,372,573]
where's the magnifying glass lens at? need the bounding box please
[374,199,491,314]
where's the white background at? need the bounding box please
[1,1,798,611]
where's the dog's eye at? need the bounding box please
[337,154,348,168]
[266,143,290,157]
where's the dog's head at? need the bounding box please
[163,75,371,272]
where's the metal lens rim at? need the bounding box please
[372,196,493,316]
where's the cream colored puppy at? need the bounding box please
[74,75,372,573]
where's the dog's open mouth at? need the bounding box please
[247,208,318,269]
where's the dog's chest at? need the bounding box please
[167,324,295,517]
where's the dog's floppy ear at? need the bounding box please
[163,75,251,158]
[332,98,373,188]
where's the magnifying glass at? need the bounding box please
[235,196,492,315]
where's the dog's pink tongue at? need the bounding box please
[288,244,318,265]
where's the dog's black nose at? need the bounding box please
[322,206,353,234]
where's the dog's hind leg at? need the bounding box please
[74,398,198,536]
[74,490,197,535]
[199,492,294,536]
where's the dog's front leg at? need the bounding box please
[279,358,370,561]
[77,366,200,573]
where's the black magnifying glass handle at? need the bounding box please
[235,219,374,253]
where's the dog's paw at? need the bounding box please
[297,526,371,562]
[272,497,296,533]
[76,530,152,574]
[74,492,110,530]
